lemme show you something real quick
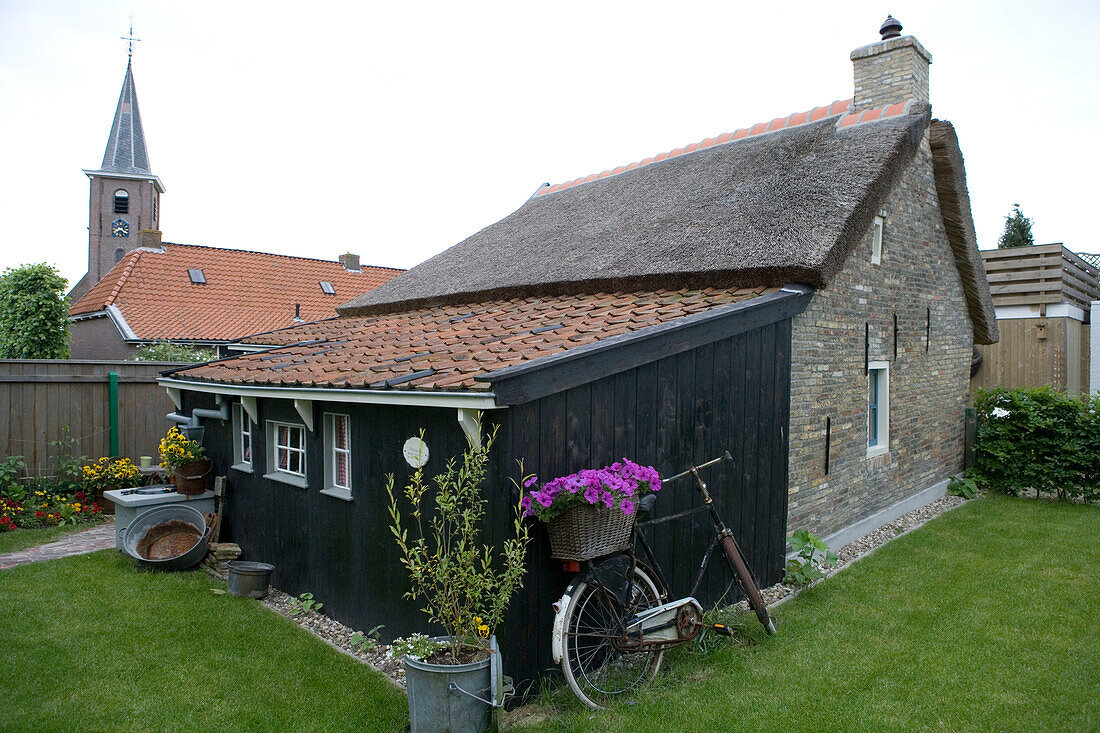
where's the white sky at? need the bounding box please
[1,0,1098,288]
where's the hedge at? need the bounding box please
[972,386,1100,502]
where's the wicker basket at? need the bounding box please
[546,503,636,561]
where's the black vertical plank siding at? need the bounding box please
[195,310,796,696]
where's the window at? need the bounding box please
[232,403,253,472]
[322,413,352,501]
[115,248,125,263]
[264,421,307,487]
[867,361,890,458]
[319,281,335,295]
[114,189,129,213]
[871,215,884,265]
[188,268,206,284]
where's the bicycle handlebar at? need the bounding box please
[664,450,733,484]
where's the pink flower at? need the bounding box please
[524,475,539,488]
[601,491,614,509]
[583,486,600,504]
[621,499,635,515]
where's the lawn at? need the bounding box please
[0,496,1095,732]
[0,519,106,555]
[0,551,407,732]
[519,495,1099,732]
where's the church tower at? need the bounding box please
[72,57,165,302]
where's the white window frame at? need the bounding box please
[871,215,884,265]
[264,420,308,488]
[321,413,353,501]
[231,403,253,473]
[866,361,890,459]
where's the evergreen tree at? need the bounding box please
[0,264,70,359]
[998,203,1034,249]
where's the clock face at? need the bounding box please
[111,219,130,238]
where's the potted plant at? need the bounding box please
[158,427,210,495]
[386,427,530,733]
[522,459,662,561]
[81,456,143,506]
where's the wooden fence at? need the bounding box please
[0,360,185,475]
[981,243,1099,311]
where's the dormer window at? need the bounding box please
[871,215,884,265]
[188,268,206,284]
[319,281,335,295]
[114,189,129,214]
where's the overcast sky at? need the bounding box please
[1,0,1098,288]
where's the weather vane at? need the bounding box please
[121,16,141,60]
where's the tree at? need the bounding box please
[0,264,70,359]
[131,340,218,363]
[998,203,1034,249]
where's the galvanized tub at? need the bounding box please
[404,636,510,733]
[226,561,275,598]
[122,504,210,571]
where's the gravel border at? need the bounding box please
[259,492,972,690]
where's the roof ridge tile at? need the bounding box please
[534,98,854,199]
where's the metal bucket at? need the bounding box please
[226,561,275,599]
[404,637,493,733]
[122,504,210,571]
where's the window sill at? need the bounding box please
[263,471,308,489]
[866,445,889,460]
[231,463,253,474]
[320,487,353,502]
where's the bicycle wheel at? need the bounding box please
[561,565,664,709]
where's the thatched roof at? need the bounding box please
[928,120,998,344]
[340,103,930,316]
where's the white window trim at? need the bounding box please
[871,215,884,265]
[264,420,308,488]
[866,361,890,459]
[321,412,353,502]
[231,403,253,473]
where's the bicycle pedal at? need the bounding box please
[709,623,734,636]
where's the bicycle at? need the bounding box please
[550,451,777,709]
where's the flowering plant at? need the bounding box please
[0,489,102,531]
[158,427,206,473]
[82,456,142,492]
[521,459,662,523]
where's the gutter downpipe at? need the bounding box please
[167,394,229,428]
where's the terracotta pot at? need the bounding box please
[174,459,211,495]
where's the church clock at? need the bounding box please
[111,218,130,238]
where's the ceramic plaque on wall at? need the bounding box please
[402,437,429,468]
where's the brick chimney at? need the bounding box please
[338,252,360,271]
[139,229,163,249]
[850,16,932,112]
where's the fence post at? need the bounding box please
[108,371,119,457]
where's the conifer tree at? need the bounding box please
[998,203,1034,249]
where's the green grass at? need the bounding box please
[0,520,106,555]
[520,496,1100,732]
[0,551,407,732]
[1,497,1096,732]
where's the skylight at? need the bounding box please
[188,269,206,284]
[319,281,335,294]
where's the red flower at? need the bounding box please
[75,491,86,501]
[92,506,101,514]
[35,511,44,518]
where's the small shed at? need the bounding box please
[973,244,1098,396]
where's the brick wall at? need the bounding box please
[786,130,973,538]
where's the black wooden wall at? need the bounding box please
[499,318,793,689]
[180,315,792,696]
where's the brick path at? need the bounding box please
[0,519,116,569]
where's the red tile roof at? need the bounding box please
[70,244,402,342]
[174,286,776,391]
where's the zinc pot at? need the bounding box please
[121,504,210,570]
[404,638,493,733]
[174,459,211,495]
[226,561,275,598]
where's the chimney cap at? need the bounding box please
[879,15,903,40]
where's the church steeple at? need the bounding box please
[98,60,153,176]
[71,53,166,303]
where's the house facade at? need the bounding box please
[159,18,995,688]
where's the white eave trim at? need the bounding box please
[225,343,278,353]
[157,377,503,410]
[83,169,166,194]
[106,304,138,340]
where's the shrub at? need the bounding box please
[972,386,1100,501]
[0,263,69,359]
